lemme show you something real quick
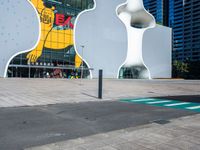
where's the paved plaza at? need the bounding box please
[26,114,200,150]
[0,78,199,107]
[0,79,199,150]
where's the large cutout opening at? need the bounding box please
[117,0,155,79]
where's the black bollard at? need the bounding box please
[98,69,103,99]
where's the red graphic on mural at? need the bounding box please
[55,14,74,28]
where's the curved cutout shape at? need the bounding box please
[0,0,40,77]
[118,0,156,79]
[74,0,127,78]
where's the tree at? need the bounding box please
[172,60,189,78]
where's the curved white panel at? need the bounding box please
[74,0,127,78]
[143,25,172,78]
[0,0,40,77]
[74,0,171,79]
[118,0,156,79]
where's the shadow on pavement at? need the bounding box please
[81,92,98,99]
[0,100,198,150]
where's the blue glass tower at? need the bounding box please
[169,0,184,61]
[183,0,200,61]
[144,0,200,62]
[143,0,168,26]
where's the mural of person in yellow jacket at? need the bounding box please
[27,0,82,68]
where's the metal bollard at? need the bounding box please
[98,69,103,99]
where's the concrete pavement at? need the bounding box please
[0,78,199,107]
[0,100,198,150]
[0,79,199,150]
[26,114,200,150]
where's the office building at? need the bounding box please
[144,0,200,62]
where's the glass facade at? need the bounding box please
[143,0,167,25]
[183,0,200,61]
[144,0,200,62]
[170,0,184,61]
[169,0,200,61]
[8,0,94,78]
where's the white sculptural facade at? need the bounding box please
[75,0,172,79]
[118,0,156,79]
[0,0,171,79]
[74,0,128,78]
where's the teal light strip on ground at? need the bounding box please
[120,98,200,112]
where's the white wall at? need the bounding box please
[143,25,172,78]
[75,0,172,79]
[0,0,40,77]
[74,0,127,78]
